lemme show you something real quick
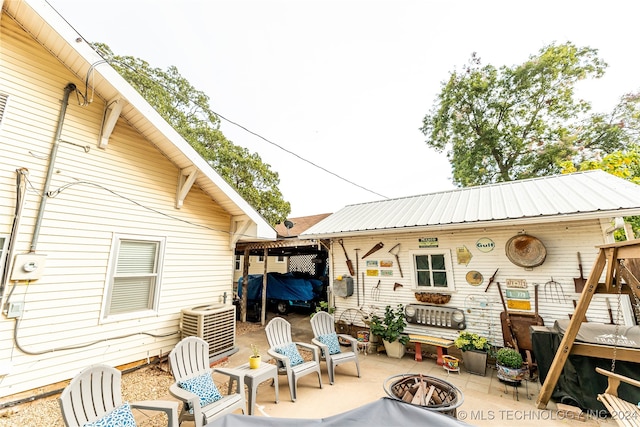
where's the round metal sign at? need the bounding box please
[465,271,483,286]
[476,238,495,253]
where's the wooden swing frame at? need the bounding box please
[536,239,640,421]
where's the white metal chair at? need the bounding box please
[310,311,361,385]
[168,337,246,426]
[265,317,323,401]
[59,364,179,427]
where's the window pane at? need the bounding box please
[433,272,448,287]
[417,271,431,286]
[110,277,153,314]
[431,254,445,270]
[415,255,430,270]
[117,241,157,274]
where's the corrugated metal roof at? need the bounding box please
[301,171,640,237]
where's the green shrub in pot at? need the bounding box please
[369,304,409,345]
[496,347,523,369]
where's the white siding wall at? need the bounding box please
[329,221,615,347]
[0,16,234,397]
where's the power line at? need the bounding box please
[47,0,389,200]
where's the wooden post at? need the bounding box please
[241,249,250,323]
[536,248,608,408]
[261,248,269,326]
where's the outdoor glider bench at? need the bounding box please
[408,334,454,366]
[596,367,640,427]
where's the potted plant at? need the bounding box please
[454,331,490,376]
[369,304,409,358]
[495,347,526,383]
[249,344,261,369]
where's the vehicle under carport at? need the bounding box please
[235,238,330,324]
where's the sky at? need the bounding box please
[47,0,640,218]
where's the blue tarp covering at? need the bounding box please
[238,273,321,302]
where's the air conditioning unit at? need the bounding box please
[180,304,238,361]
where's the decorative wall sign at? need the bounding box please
[380,260,393,268]
[366,269,379,276]
[476,237,495,253]
[418,237,438,248]
[380,270,393,276]
[465,271,483,286]
[507,300,531,310]
[506,279,527,289]
[456,246,472,265]
[366,260,378,267]
[505,289,530,299]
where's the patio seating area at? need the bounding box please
[189,312,616,427]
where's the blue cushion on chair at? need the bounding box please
[317,333,341,355]
[178,372,223,413]
[83,402,136,427]
[275,343,304,366]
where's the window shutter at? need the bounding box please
[0,93,9,128]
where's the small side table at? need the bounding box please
[221,362,279,415]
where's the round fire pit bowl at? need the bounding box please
[383,374,464,418]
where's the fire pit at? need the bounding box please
[383,374,464,418]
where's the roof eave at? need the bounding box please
[300,209,639,239]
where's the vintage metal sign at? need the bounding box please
[475,237,495,253]
[418,237,438,248]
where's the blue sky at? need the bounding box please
[49,0,640,217]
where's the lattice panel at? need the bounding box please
[289,254,316,275]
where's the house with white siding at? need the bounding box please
[301,171,640,350]
[0,0,275,403]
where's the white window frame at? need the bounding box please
[101,234,166,321]
[276,255,285,263]
[257,255,264,262]
[408,249,455,292]
[235,255,241,271]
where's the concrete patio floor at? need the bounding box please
[200,312,616,426]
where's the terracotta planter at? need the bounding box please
[461,350,487,376]
[382,340,406,359]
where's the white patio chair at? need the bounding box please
[59,364,179,427]
[168,336,246,426]
[265,316,323,401]
[310,311,361,385]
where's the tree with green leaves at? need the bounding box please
[96,44,291,225]
[420,42,636,187]
[561,147,640,239]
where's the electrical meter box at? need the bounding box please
[10,254,46,281]
[333,276,354,298]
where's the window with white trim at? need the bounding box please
[257,255,264,262]
[104,235,165,317]
[235,255,241,270]
[409,249,455,292]
[276,255,285,263]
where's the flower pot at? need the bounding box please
[442,355,460,372]
[496,363,526,383]
[382,339,406,359]
[249,355,261,369]
[461,350,487,376]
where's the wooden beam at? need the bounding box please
[261,248,268,326]
[536,248,607,409]
[241,249,250,323]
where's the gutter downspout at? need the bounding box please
[30,83,76,253]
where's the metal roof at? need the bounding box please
[301,171,640,238]
[4,0,275,241]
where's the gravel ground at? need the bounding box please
[0,321,265,427]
